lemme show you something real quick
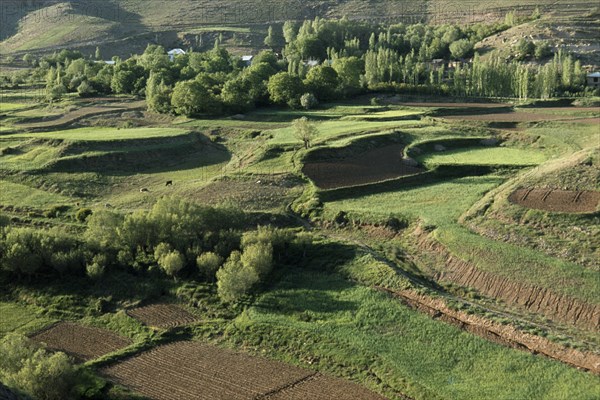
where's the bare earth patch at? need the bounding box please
[509,189,600,213]
[303,144,423,190]
[444,110,598,123]
[31,322,131,361]
[127,304,198,328]
[102,341,385,400]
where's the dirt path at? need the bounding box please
[16,100,146,131]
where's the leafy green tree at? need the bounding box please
[283,21,299,43]
[85,210,123,248]
[292,117,318,149]
[241,242,273,279]
[251,51,279,69]
[95,46,102,60]
[158,250,185,279]
[197,252,223,282]
[534,41,552,60]
[267,72,304,107]
[171,80,221,116]
[332,56,363,95]
[449,39,473,59]
[300,92,318,109]
[264,25,285,49]
[515,39,535,60]
[221,76,255,112]
[146,72,173,113]
[0,334,80,400]
[216,251,259,303]
[77,80,96,97]
[304,65,339,100]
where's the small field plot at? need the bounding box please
[417,147,546,166]
[341,109,424,121]
[325,176,504,226]
[509,189,600,213]
[303,144,423,189]
[31,322,131,361]
[127,304,198,329]
[103,341,344,400]
[0,302,54,338]
[8,127,189,141]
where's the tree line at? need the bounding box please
[11,14,594,117]
[0,198,311,303]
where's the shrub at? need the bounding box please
[300,92,318,109]
[216,251,259,303]
[158,250,185,279]
[75,208,92,222]
[86,254,107,279]
[0,334,81,400]
[196,252,223,282]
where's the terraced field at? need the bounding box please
[127,304,198,328]
[102,341,386,400]
[31,322,131,361]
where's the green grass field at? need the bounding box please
[8,127,190,141]
[0,302,54,337]
[227,267,600,400]
[417,147,547,166]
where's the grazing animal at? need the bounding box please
[165,180,173,186]
[104,203,113,208]
[140,188,149,193]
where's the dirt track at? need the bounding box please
[102,341,387,400]
[16,100,146,130]
[303,144,422,190]
[509,189,600,213]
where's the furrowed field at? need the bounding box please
[1,7,600,397]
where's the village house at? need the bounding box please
[167,48,186,61]
[587,72,600,88]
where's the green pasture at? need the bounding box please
[0,302,54,337]
[0,102,31,112]
[417,147,547,167]
[324,175,505,227]
[228,267,600,400]
[7,127,190,141]
[0,180,72,208]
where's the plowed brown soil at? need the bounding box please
[127,304,198,328]
[102,341,387,400]
[509,189,600,213]
[31,322,131,361]
[302,144,422,190]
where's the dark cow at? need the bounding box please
[165,180,173,186]
[140,188,149,193]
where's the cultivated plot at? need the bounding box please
[31,322,131,361]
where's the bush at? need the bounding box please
[157,250,185,279]
[44,205,70,218]
[216,251,259,303]
[300,92,318,109]
[196,252,223,282]
[75,208,92,222]
[0,334,82,400]
[86,254,107,279]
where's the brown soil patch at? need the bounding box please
[102,341,387,400]
[509,189,600,213]
[31,322,131,361]
[127,304,198,329]
[303,144,423,190]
